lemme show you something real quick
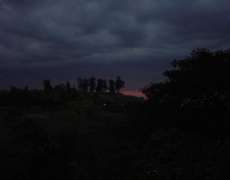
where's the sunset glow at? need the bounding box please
[121,89,146,99]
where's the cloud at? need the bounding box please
[0,0,230,87]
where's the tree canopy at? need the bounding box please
[143,48,230,132]
[144,48,230,102]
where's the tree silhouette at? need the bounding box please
[102,79,107,92]
[77,78,89,92]
[43,80,52,92]
[109,80,116,94]
[115,76,125,93]
[96,79,104,93]
[144,48,230,100]
[24,85,29,92]
[89,77,96,93]
[95,79,108,93]
[66,81,71,92]
[82,78,89,92]
[143,48,230,132]
[77,78,83,92]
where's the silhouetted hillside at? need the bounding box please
[1,49,230,179]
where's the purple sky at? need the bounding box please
[0,0,230,89]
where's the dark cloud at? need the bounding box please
[0,0,230,88]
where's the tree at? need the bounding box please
[43,80,52,92]
[77,78,89,92]
[77,78,83,92]
[96,79,107,93]
[89,77,96,93]
[115,76,125,93]
[102,79,108,92]
[82,78,89,92]
[143,48,230,132]
[109,80,116,94]
[66,81,71,92]
[96,79,104,93]
[144,48,230,101]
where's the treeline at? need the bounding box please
[142,48,230,134]
[0,76,125,107]
[43,76,125,94]
[3,76,125,94]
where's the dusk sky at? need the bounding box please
[0,0,230,89]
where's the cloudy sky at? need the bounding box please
[0,0,230,89]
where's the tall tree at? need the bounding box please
[109,80,116,94]
[143,48,230,132]
[115,76,125,93]
[96,79,104,93]
[89,77,96,93]
[77,78,89,92]
[96,79,107,93]
[102,80,108,92]
[66,81,71,92]
[144,48,230,101]
[43,80,52,92]
[77,78,83,91]
[82,78,89,92]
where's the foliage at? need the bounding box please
[143,48,230,133]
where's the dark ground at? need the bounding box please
[0,93,230,179]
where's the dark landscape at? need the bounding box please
[1,0,230,179]
[1,49,230,179]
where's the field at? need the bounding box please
[0,92,229,179]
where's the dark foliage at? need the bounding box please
[89,77,96,93]
[115,76,125,93]
[43,80,52,92]
[2,49,230,179]
[143,48,230,134]
[109,80,116,94]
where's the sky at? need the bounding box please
[0,0,230,90]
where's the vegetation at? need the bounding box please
[143,48,230,133]
[1,49,230,179]
[140,48,230,179]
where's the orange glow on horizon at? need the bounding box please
[121,89,146,99]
